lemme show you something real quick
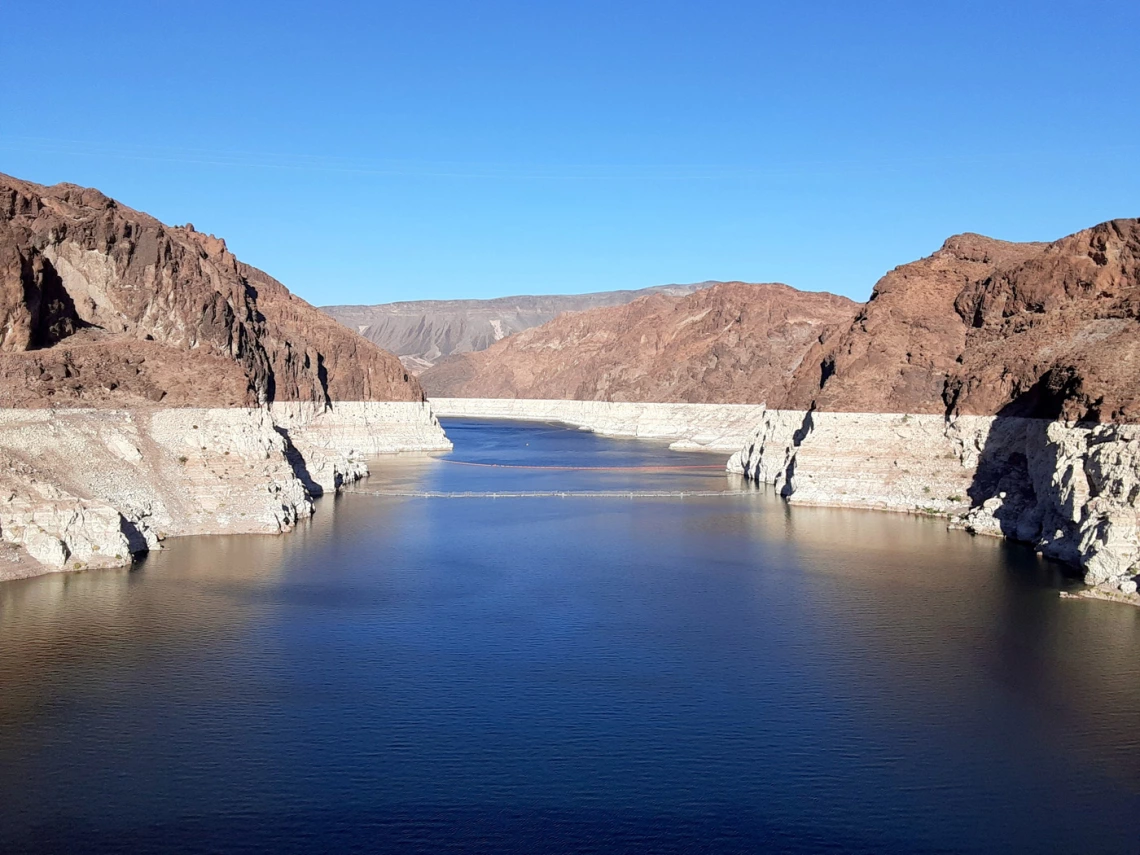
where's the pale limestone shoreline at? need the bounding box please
[0,401,450,582]
[727,407,1140,606]
[426,397,1140,605]
[428,397,769,451]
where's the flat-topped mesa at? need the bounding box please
[420,281,859,403]
[728,219,1140,603]
[0,172,450,582]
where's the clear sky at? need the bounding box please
[2,1,1137,306]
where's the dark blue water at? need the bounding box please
[1,418,1138,853]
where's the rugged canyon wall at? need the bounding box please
[419,214,1139,598]
[0,173,450,581]
[420,282,858,401]
[729,219,1140,602]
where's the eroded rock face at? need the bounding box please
[0,408,312,580]
[729,410,1140,601]
[0,173,424,407]
[779,219,1140,422]
[718,219,1140,598]
[946,220,1140,422]
[780,235,1048,413]
[0,173,452,581]
[420,283,858,403]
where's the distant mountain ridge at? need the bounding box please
[321,282,718,373]
[419,282,859,402]
[418,219,1140,423]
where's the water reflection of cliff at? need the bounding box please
[735,493,1140,787]
[0,494,330,727]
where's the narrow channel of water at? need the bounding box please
[0,417,1137,853]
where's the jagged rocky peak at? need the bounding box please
[944,218,1140,422]
[0,172,423,408]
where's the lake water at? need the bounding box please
[2,418,1139,853]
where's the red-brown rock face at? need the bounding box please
[945,220,1140,422]
[781,233,1049,413]
[786,219,1140,422]
[0,173,423,408]
[421,219,1140,424]
[419,282,859,404]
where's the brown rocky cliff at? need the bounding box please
[787,219,1139,423]
[945,219,1140,422]
[781,234,1048,413]
[420,282,859,404]
[0,173,422,408]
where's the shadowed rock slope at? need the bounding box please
[420,282,859,403]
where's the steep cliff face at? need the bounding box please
[421,282,858,403]
[780,234,1048,412]
[727,219,1140,602]
[946,220,1140,422]
[729,409,1140,603]
[781,219,1140,422]
[0,173,423,407]
[0,173,450,582]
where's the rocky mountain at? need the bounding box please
[419,282,858,402]
[776,219,1140,423]
[0,173,448,582]
[321,283,716,373]
[1,173,424,408]
[945,220,1140,422]
[426,220,1140,426]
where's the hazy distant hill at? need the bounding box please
[321,283,717,373]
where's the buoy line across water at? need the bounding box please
[436,459,726,472]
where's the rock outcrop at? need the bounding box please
[321,283,716,373]
[1,173,424,407]
[0,173,450,581]
[420,282,858,402]
[728,410,1140,603]
[726,219,1140,603]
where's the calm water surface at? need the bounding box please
[1,418,1139,853]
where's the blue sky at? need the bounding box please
[2,1,1137,305]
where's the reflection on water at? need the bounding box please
[0,417,1138,853]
